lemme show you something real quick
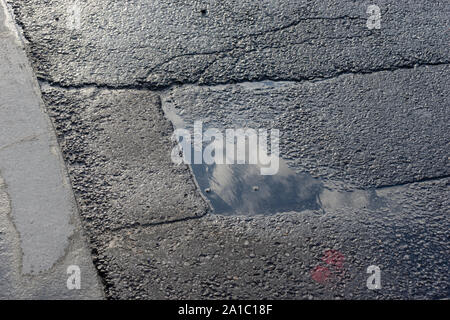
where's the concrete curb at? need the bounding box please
[0,0,103,299]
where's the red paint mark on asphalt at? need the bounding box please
[322,249,345,270]
[311,266,331,283]
[311,250,346,284]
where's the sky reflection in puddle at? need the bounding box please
[192,157,386,216]
[164,104,387,216]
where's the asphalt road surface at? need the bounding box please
[3,0,449,299]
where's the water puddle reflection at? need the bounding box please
[192,160,322,215]
[164,104,387,216]
[192,158,386,216]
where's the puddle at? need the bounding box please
[191,158,386,216]
[192,160,323,215]
[165,108,387,216]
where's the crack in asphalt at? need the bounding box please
[103,169,450,233]
[375,175,450,190]
[143,15,366,77]
[108,212,209,234]
[37,60,450,92]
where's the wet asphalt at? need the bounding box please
[5,0,450,299]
